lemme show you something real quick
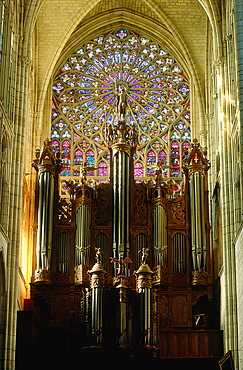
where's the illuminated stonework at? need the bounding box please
[51,29,191,194]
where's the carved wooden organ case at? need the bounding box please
[30,125,221,358]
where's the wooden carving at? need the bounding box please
[134,183,148,224]
[95,183,109,225]
[171,195,185,224]
[172,295,187,326]
[58,198,72,224]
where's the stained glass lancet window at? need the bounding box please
[51,29,191,194]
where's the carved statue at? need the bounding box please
[80,163,88,185]
[95,247,103,265]
[155,160,168,187]
[80,162,97,185]
[110,255,132,276]
[139,247,149,265]
[116,90,127,121]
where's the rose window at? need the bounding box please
[51,29,191,194]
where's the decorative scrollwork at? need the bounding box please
[134,183,148,224]
[171,195,185,224]
[58,199,72,224]
[95,183,109,225]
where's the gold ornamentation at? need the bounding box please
[58,199,72,224]
[95,183,109,225]
[107,122,138,153]
[134,263,154,291]
[33,268,52,284]
[74,264,89,286]
[134,183,148,225]
[153,265,168,285]
[171,196,185,224]
[110,255,133,277]
[88,249,107,288]
[191,269,208,285]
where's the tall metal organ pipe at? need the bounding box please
[36,169,55,269]
[189,171,206,270]
[75,205,91,266]
[153,205,167,266]
[112,150,130,268]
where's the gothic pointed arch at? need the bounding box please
[36,1,205,144]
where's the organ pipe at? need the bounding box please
[112,150,130,269]
[182,139,210,285]
[113,153,117,258]
[134,248,153,347]
[38,171,54,268]
[189,176,197,270]
[189,171,206,271]
[75,205,91,266]
[88,248,107,347]
[57,232,70,273]
[173,233,186,273]
[34,140,61,271]
[126,153,130,257]
[153,205,167,266]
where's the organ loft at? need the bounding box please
[29,95,222,362]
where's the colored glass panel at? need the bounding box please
[74,149,83,165]
[134,162,144,177]
[51,29,191,187]
[98,161,108,177]
[171,141,180,177]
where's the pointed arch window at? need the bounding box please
[51,29,191,195]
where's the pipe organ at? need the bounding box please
[30,129,222,359]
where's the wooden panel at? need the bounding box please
[180,333,189,357]
[159,330,223,358]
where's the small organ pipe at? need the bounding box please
[57,233,70,273]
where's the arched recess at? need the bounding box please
[36,5,205,144]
